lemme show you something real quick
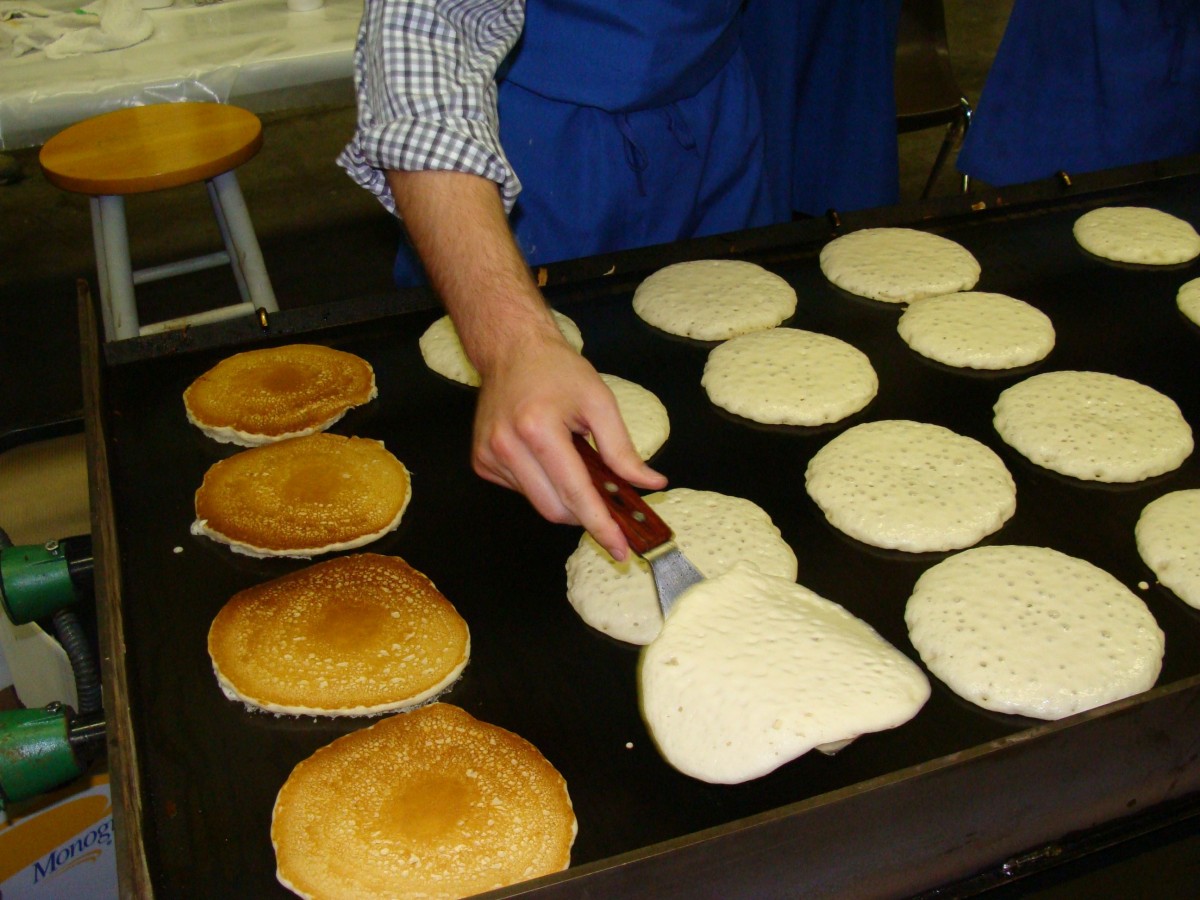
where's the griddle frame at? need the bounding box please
[84,156,1200,899]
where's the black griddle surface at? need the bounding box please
[97,165,1200,896]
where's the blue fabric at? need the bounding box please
[393,0,768,285]
[501,51,772,269]
[743,0,902,218]
[957,0,1200,187]
[392,1,904,285]
[505,0,743,112]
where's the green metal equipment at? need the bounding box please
[0,535,104,810]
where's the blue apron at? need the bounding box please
[957,0,1200,187]
[393,0,772,285]
[392,1,904,285]
[742,0,902,217]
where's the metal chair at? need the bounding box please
[38,103,279,341]
[895,0,973,199]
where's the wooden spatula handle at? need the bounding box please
[572,434,672,554]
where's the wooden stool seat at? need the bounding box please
[39,104,264,196]
[39,102,278,341]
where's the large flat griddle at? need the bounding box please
[85,157,1200,898]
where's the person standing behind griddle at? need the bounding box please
[957,0,1200,187]
[339,0,902,560]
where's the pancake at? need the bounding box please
[701,327,877,425]
[1136,489,1200,610]
[804,420,1016,552]
[192,433,411,558]
[599,373,670,460]
[640,562,930,784]
[208,554,469,716]
[419,309,583,386]
[897,291,1055,369]
[993,370,1193,482]
[1073,206,1200,265]
[566,488,798,645]
[819,227,980,303]
[184,344,377,446]
[906,545,1164,720]
[272,703,576,900]
[631,259,797,340]
[1178,277,1200,327]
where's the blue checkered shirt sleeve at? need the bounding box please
[338,0,525,215]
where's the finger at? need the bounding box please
[476,429,631,560]
[582,402,668,493]
[501,422,630,560]
[539,435,633,561]
[473,440,572,522]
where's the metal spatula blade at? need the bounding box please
[573,435,703,617]
[639,543,705,616]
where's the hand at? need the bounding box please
[385,168,666,556]
[472,328,666,560]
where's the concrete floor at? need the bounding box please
[0,0,1012,436]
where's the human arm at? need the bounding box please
[387,169,666,560]
[340,0,665,557]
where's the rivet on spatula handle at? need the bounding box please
[572,433,672,555]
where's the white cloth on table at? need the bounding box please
[0,0,153,58]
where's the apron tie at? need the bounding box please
[616,114,650,196]
[664,102,697,151]
[615,106,699,198]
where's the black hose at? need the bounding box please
[52,607,103,715]
[2,524,103,715]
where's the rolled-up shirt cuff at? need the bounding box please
[338,117,520,216]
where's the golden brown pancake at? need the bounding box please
[208,554,469,716]
[191,433,411,558]
[184,344,377,446]
[271,703,576,899]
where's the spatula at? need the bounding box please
[573,434,704,617]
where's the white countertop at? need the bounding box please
[0,0,363,150]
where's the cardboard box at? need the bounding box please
[0,768,117,899]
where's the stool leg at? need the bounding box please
[206,179,250,304]
[94,195,140,341]
[208,171,279,313]
[88,197,116,341]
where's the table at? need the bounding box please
[0,0,362,151]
